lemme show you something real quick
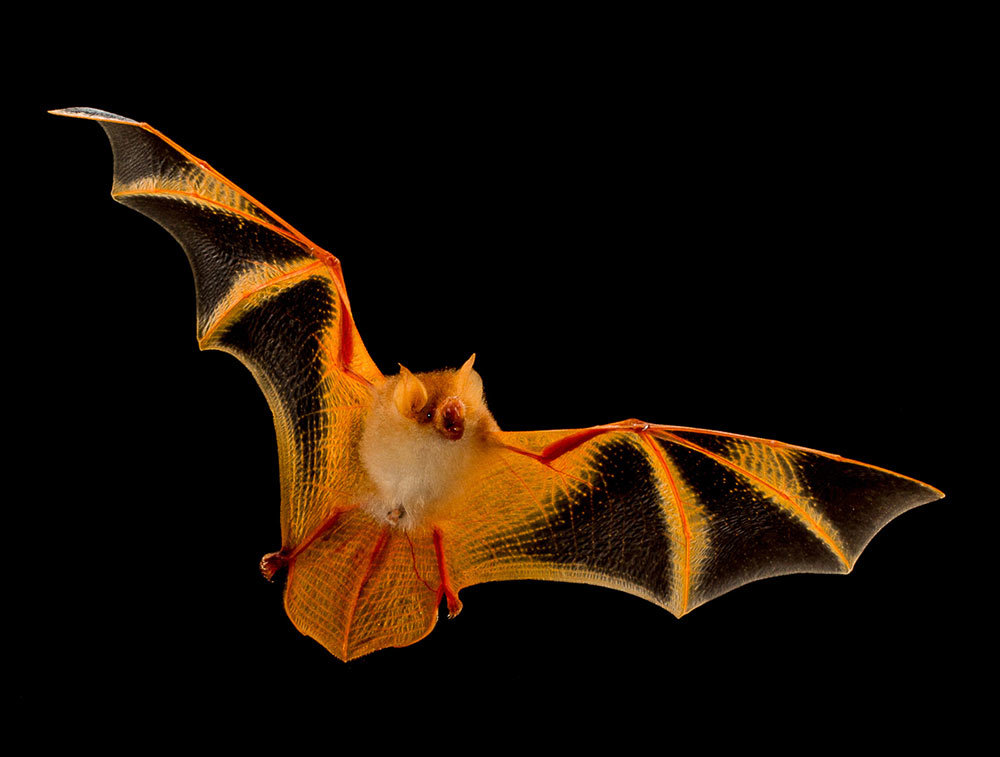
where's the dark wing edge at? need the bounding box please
[51,107,383,548]
[443,421,943,618]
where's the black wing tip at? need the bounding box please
[929,479,946,498]
[906,478,945,504]
[48,107,139,124]
[926,485,946,502]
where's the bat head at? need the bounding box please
[359,354,496,528]
[392,354,485,441]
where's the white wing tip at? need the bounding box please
[49,107,139,125]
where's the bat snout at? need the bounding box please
[435,398,465,440]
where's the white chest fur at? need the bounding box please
[358,404,478,529]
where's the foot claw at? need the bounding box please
[260,549,289,581]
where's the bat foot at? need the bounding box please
[260,549,290,581]
[437,583,464,619]
[446,596,464,620]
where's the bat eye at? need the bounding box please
[426,411,433,420]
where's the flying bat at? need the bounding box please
[52,106,943,661]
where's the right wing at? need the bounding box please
[52,107,382,552]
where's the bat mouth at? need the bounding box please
[435,398,465,441]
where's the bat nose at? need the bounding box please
[436,398,465,440]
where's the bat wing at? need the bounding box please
[442,422,943,618]
[52,107,382,553]
[279,420,941,660]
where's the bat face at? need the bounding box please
[50,106,945,665]
[358,357,498,529]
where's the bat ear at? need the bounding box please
[455,353,476,393]
[394,364,429,418]
[455,353,484,405]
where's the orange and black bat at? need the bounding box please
[52,106,943,662]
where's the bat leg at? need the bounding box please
[433,529,463,618]
[260,549,290,581]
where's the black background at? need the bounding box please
[15,32,978,739]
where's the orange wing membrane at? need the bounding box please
[445,422,942,618]
[56,108,943,661]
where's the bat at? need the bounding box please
[52,106,944,662]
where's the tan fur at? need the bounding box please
[359,363,497,531]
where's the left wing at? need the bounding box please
[274,421,941,660]
[443,421,942,619]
